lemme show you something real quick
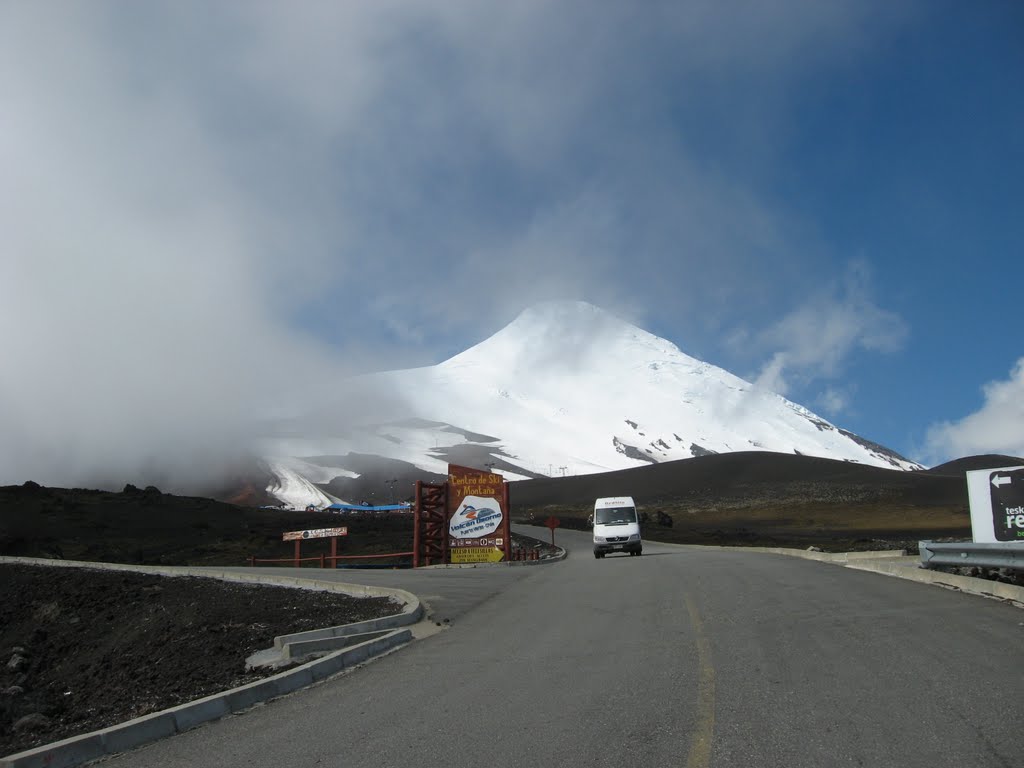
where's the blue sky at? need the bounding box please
[1,1,1021,487]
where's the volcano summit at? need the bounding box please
[259,301,920,508]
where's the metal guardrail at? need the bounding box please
[919,541,1024,571]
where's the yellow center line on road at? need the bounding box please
[685,592,716,768]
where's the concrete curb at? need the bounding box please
[703,546,1024,607]
[0,557,423,768]
[1,628,414,768]
[842,557,1024,606]
[719,546,911,564]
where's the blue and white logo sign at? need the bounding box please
[449,495,504,539]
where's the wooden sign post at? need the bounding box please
[282,527,349,568]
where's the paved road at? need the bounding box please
[104,527,1023,767]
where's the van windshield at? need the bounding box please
[595,507,637,525]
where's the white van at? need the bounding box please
[592,496,642,558]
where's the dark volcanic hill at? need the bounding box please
[0,482,413,566]
[3,453,1019,562]
[510,450,986,508]
[509,451,1024,550]
[923,454,1024,476]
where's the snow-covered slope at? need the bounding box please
[260,301,920,507]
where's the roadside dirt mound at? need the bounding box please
[0,563,399,758]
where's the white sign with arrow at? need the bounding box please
[966,466,1024,543]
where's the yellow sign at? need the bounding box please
[450,547,505,564]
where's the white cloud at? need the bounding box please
[925,359,1024,462]
[755,354,791,395]
[0,4,361,490]
[752,262,908,398]
[816,387,851,416]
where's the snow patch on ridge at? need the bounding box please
[265,459,343,509]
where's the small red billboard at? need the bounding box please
[544,516,559,544]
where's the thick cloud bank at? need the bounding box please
[0,2,927,488]
[926,359,1024,463]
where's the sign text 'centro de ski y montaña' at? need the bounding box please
[447,464,510,564]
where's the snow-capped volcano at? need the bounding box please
[260,301,920,508]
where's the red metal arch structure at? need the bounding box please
[413,481,449,567]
